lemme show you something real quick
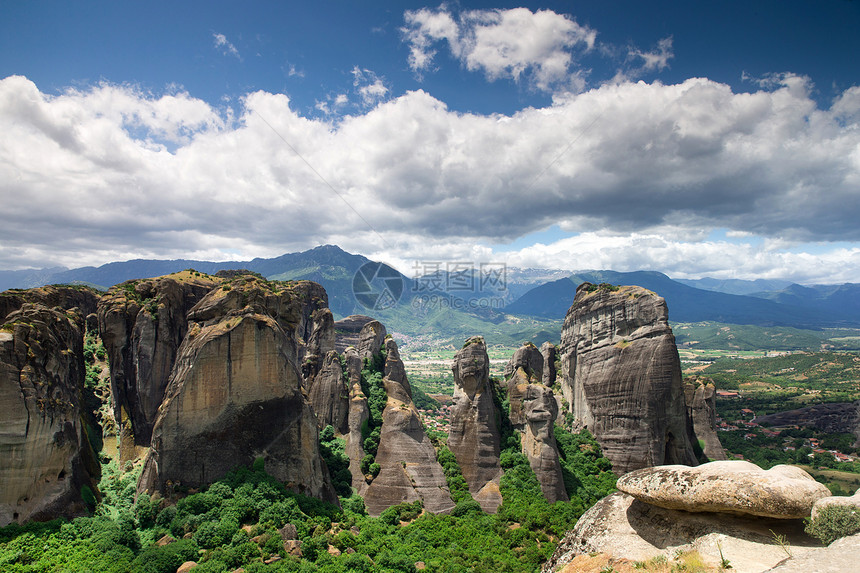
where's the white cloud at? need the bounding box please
[2,74,860,282]
[213,33,241,60]
[402,6,595,92]
[352,67,389,108]
[630,36,674,73]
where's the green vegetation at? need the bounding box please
[0,416,617,573]
[358,350,387,478]
[805,505,860,545]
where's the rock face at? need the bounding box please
[544,491,820,573]
[559,282,698,474]
[754,401,860,438]
[0,285,100,322]
[363,338,455,516]
[307,351,349,434]
[333,315,376,353]
[0,303,99,526]
[506,342,568,504]
[137,277,336,503]
[540,342,557,387]
[684,377,726,461]
[448,336,503,512]
[616,461,831,519]
[98,272,221,461]
[765,533,860,573]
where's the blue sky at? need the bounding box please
[1,1,859,282]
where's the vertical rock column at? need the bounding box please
[559,282,698,474]
[448,336,503,512]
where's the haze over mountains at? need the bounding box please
[2,245,859,334]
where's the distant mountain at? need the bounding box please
[676,277,794,295]
[506,270,857,328]
[749,283,860,319]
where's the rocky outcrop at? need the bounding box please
[559,282,698,474]
[616,461,830,519]
[137,277,336,503]
[448,336,503,512]
[0,304,99,526]
[307,351,349,434]
[765,533,860,573]
[504,341,543,382]
[333,315,376,353]
[506,342,568,503]
[754,401,860,437]
[98,271,221,461]
[544,491,820,573]
[811,488,860,520]
[1,285,100,322]
[540,342,557,387]
[684,378,727,461]
[363,338,455,516]
[342,346,370,494]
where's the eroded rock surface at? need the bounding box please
[616,461,830,519]
[307,351,349,434]
[684,378,727,461]
[448,336,503,512]
[363,338,455,516]
[506,341,568,503]
[0,285,100,322]
[98,271,221,461]
[559,282,697,474]
[138,278,335,502]
[540,342,557,387]
[0,304,99,526]
[333,315,376,353]
[811,488,860,520]
[543,491,820,573]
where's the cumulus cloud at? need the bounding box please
[213,33,242,60]
[351,67,389,108]
[402,6,595,92]
[1,74,860,281]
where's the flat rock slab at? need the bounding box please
[616,460,830,519]
[764,533,860,573]
[543,492,821,573]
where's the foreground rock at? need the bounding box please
[684,378,727,461]
[558,282,698,474]
[811,488,860,520]
[448,336,503,512]
[363,338,455,516]
[616,461,830,519]
[543,492,820,573]
[764,533,860,573]
[0,304,99,526]
[138,277,335,502]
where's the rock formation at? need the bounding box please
[137,277,336,503]
[543,491,820,573]
[545,461,831,573]
[506,342,568,503]
[0,285,100,322]
[448,336,503,512]
[811,487,860,520]
[540,341,557,387]
[307,351,349,434]
[558,282,698,474]
[684,378,727,461]
[362,338,455,516]
[754,401,860,438]
[616,461,830,519]
[504,341,543,382]
[98,271,221,461]
[0,303,99,526]
[332,315,376,353]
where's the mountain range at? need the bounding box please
[2,246,860,343]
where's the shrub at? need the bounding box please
[805,504,860,545]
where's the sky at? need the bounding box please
[1,0,859,284]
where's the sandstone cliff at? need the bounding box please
[362,338,455,516]
[559,282,698,474]
[137,277,336,503]
[0,303,99,526]
[448,336,503,512]
[540,341,557,387]
[506,342,568,503]
[98,271,221,461]
[332,314,376,353]
[684,378,727,461]
[0,285,100,322]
